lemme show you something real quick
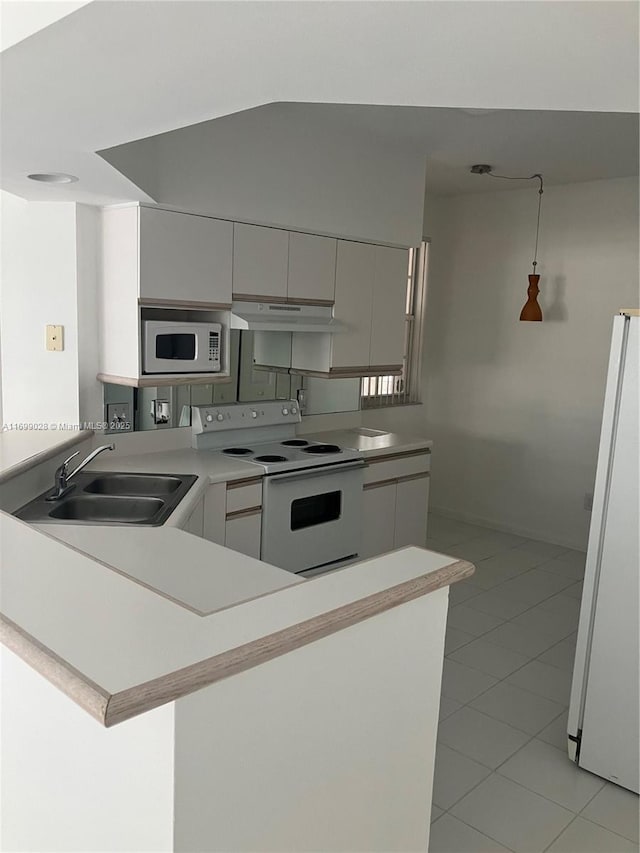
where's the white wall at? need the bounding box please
[103,104,427,246]
[76,204,103,426]
[0,192,101,428]
[421,177,639,549]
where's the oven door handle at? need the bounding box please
[266,460,366,484]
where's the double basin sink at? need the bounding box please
[15,472,197,526]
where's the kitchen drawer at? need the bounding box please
[363,450,431,485]
[225,508,262,560]
[226,478,263,514]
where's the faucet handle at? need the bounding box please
[60,450,80,471]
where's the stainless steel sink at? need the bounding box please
[83,473,182,496]
[14,471,197,526]
[48,495,165,523]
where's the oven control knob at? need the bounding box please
[282,407,289,416]
[216,413,224,422]
[206,414,214,423]
[251,410,258,419]
[291,406,298,415]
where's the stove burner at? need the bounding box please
[303,444,341,455]
[222,448,253,456]
[281,439,310,447]
[254,454,289,463]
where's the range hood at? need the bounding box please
[230,301,345,333]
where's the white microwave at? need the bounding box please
[143,321,222,374]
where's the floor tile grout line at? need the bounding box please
[437,740,602,838]
[541,812,580,852]
[445,558,582,685]
[448,813,518,852]
[541,812,639,852]
[433,522,627,852]
[573,782,639,844]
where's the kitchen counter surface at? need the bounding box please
[1,423,463,730]
[0,429,94,484]
[302,427,432,458]
[35,524,301,616]
[2,510,472,727]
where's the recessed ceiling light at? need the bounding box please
[27,173,79,184]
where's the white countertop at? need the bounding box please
[0,425,459,727]
[2,510,470,726]
[36,524,301,615]
[302,428,432,458]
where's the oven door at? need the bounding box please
[261,461,365,574]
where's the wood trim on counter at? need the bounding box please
[1,558,474,728]
[366,449,431,464]
[97,373,234,388]
[225,506,262,521]
[0,615,111,723]
[226,477,264,490]
[103,558,473,727]
[138,298,232,311]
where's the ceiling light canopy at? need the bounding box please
[27,172,78,184]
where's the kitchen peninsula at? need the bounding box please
[1,429,472,852]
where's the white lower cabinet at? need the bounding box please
[203,483,226,544]
[361,453,430,560]
[182,497,205,537]
[394,474,430,549]
[224,509,262,560]
[361,483,397,559]
[224,478,263,559]
[180,480,263,561]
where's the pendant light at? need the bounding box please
[470,165,545,321]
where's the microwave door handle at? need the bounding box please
[266,460,365,484]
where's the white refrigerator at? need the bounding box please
[568,311,639,794]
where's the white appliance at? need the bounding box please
[568,311,639,793]
[192,401,365,575]
[230,301,345,333]
[143,320,221,374]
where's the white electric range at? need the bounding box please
[192,401,365,575]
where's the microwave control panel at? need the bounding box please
[208,330,220,364]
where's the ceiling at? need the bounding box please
[1,1,638,205]
[100,102,639,199]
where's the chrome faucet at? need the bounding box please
[46,443,115,501]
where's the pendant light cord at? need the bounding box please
[485,171,544,274]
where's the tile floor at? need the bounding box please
[427,513,639,853]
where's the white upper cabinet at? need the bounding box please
[233,224,289,299]
[330,241,376,369]
[369,246,409,368]
[139,207,233,306]
[287,233,337,303]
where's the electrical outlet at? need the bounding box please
[584,492,594,511]
[107,402,132,432]
[46,325,64,351]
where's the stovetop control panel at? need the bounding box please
[192,400,301,435]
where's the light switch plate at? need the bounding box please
[46,325,64,351]
[107,403,132,432]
